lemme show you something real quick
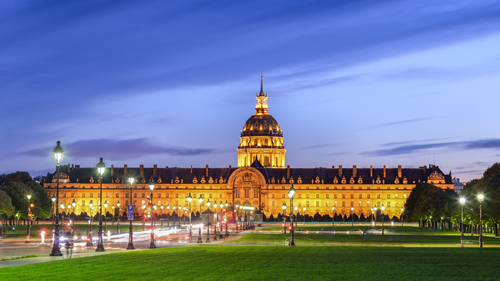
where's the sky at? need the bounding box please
[2,0,500,182]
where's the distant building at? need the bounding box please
[43,77,454,219]
[453,178,464,194]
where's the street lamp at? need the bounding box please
[26,194,32,243]
[148,179,156,249]
[478,194,484,248]
[188,193,192,243]
[401,208,404,226]
[51,195,56,242]
[219,201,224,238]
[104,201,108,233]
[50,141,64,256]
[198,195,203,243]
[95,157,106,252]
[351,207,354,226]
[116,201,121,234]
[72,199,76,234]
[303,207,306,223]
[332,207,335,227]
[235,203,239,231]
[460,197,465,247]
[288,185,296,246]
[160,204,164,228]
[127,177,135,250]
[206,199,211,242]
[381,205,386,235]
[213,201,218,241]
[282,203,287,234]
[225,201,229,236]
[87,201,94,247]
[374,206,378,228]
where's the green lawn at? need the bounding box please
[232,233,500,246]
[1,246,499,280]
[259,225,469,236]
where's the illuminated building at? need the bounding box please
[43,77,454,219]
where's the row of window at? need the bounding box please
[271,193,407,199]
[49,193,223,199]
[271,200,399,208]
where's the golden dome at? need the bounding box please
[241,114,283,137]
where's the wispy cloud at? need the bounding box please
[20,138,216,160]
[362,138,500,156]
[363,117,439,130]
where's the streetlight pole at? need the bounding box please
[331,207,335,227]
[351,207,354,226]
[235,204,239,231]
[374,206,377,228]
[116,201,121,234]
[460,197,465,247]
[478,194,484,248]
[104,201,108,233]
[371,208,374,226]
[96,157,106,252]
[225,201,229,237]
[87,201,94,247]
[288,185,296,246]
[50,141,63,256]
[198,196,203,243]
[149,179,156,249]
[188,194,192,243]
[26,194,32,243]
[303,207,306,223]
[401,208,404,227]
[213,202,218,241]
[282,203,287,234]
[206,199,211,242]
[72,199,76,234]
[381,205,386,235]
[127,178,135,250]
[51,196,56,242]
[219,201,224,238]
[160,204,163,229]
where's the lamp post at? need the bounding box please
[370,208,374,226]
[235,204,239,231]
[26,194,32,243]
[303,207,306,223]
[401,208,404,226]
[188,193,192,243]
[67,204,71,231]
[351,207,354,226]
[167,205,170,226]
[160,204,164,228]
[116,201,121,234]
[104,201,108,233]
[374,206,378,228]
[288,185,296,246]
[219,201,224,238]
[72,199,76,234]
[95,157,106,252]
[206,199,211,242]
[332,207,335,227]
[478,194,484,248]
[225,201,229,236]
[87,201,94,247]
[127,177,135,250]
[213,202,218,241]
[148,180,156,249]
[50,141,64,256]
[381,205,385,235]
[282,203,287,234]
[460,197,465,247]
[198,196,203,243]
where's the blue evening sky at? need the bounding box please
[2,0,500,182]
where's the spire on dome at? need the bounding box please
[255,75,268,114]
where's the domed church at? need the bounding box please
[43,77,454,220]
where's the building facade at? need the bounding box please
[43,78,454,219]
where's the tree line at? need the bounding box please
[0,172,52,225]
[404,163,500,236]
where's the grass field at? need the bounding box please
[231,233,500,246]
[259,225,465,235]
[1,246,499,280]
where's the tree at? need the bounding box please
[0,190,15,223]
